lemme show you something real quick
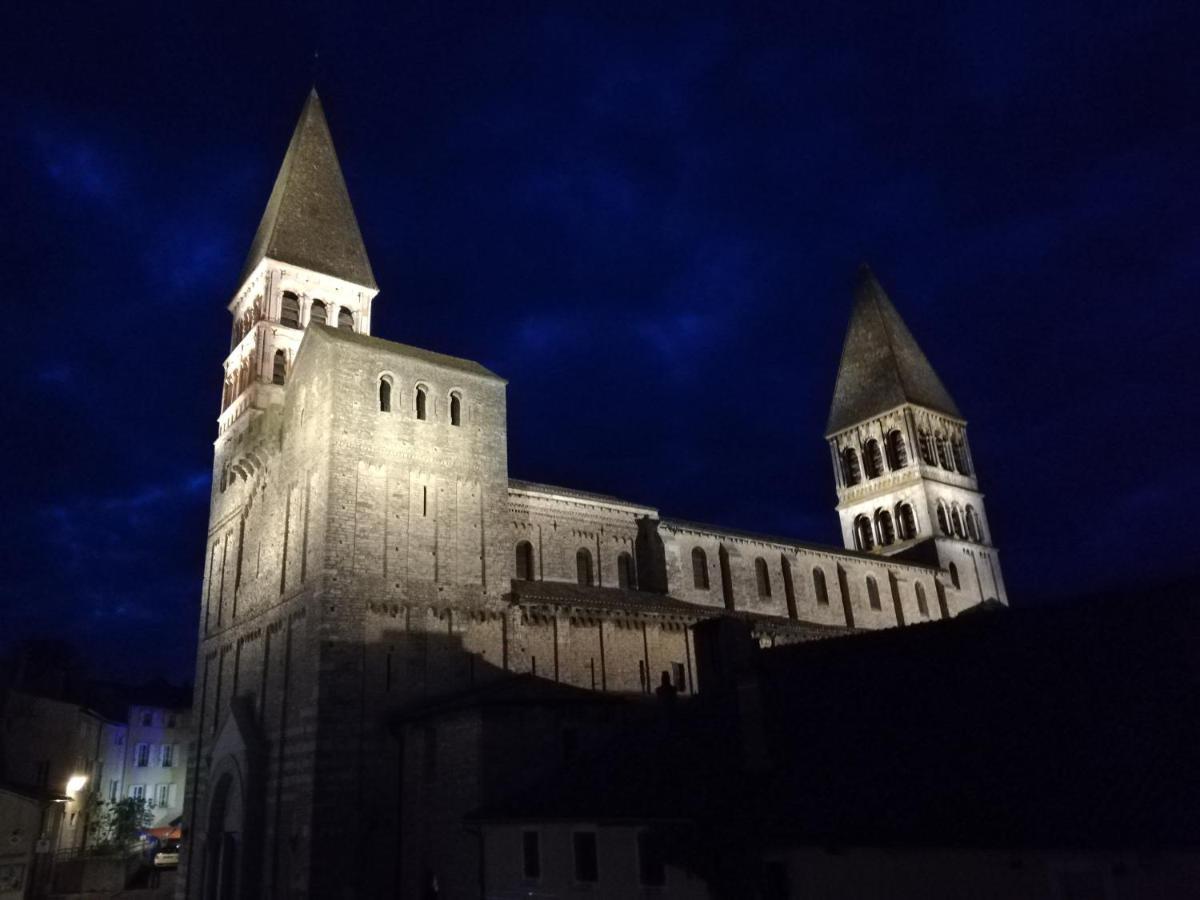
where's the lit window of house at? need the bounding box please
[134,743,150,767]
[154,784,171,809]
[160,744,175,768]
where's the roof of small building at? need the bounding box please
[238,90,377,290]
[311,324,503,380]
[826,265,961,436]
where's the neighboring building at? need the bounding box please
[0,674,191,896]
[0,690,106,856]
[98,699,191,829]
[180,91,1004,899]
[472,599,1200,899]
[0,783,67,900]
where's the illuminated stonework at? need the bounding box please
[181,92,1005,900]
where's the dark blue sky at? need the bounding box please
[2,2,1196,681]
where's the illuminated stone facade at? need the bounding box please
[179,92,1004,899]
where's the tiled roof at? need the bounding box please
[238,90,377,290]
[826,265,961,435]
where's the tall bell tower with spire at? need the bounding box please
[826,266,1006,608]
[218,88,378,440]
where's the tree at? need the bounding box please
[88,795,151,854]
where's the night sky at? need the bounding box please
[2,2,1196,682]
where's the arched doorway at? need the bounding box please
[204,769,245,900]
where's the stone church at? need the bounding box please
[179,91,1005,898]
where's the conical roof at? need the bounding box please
[237,89,377,290]
[826,266,960,436]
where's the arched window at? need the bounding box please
[936,502,950,536]
[337,307,354,331]
[952,438,971,475]
[515,541,534,581]
[781,555,797,619]
[936,434,954,470]
[885,429,908,469]
[379,376,393,412]
[965,506,982,543]
[309,299,327,326]
[415,385,428,420]
[618,552,636,589]
[272,349,286,385]
[897,502,917,540]
[812,568,829,606]
[875,509,895,546]
[918,429,935,465]
[950,505,965,539]
[576,548,594,586]
[449,392,462,427]
[719,545,735,611]
[863,439,884,479]
[916,582,929,616]
[754,558,771,599]
[281,291,300,328]
[691,548,709,590]
[866,575,881,610]
[842,448,862,486]
[853,515,874,551]
[948,562,961,590]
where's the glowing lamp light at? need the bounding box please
[65,775,88,798]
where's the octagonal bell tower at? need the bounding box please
[825,265,1006,608]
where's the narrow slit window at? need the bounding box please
[415,386,427,420]
[618,551,635,589]
[272,349,286,385]
[866,575,881,610]
[379,376,392,412]
[691,547,709,589]
[813,568,829,605]
[576,548,594,586]
[515,541,534,581]
[754,557,771,599]
[449,392,462,426]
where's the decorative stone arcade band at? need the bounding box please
[841,426,972,487]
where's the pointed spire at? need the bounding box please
[826,265,960,435]
[238,89,377,290]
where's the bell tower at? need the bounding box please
[825,266,1006,607]
[217,88,378,439]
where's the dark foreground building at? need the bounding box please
[470,594,1200,899]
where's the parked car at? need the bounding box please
[153,841,180,868]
